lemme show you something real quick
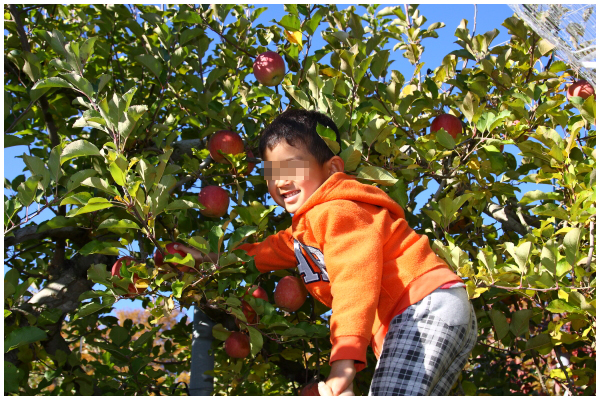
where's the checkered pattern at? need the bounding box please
[369,287,478,396]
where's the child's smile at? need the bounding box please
[263,141,340,214]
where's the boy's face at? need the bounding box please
[263,141,335,214]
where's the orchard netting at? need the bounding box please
[509,4,596,88]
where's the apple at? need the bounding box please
[567,79,595,100]
[240,300,259,325]
[198,185,230,218]
[274,276,307,312]
[253,51,286,86]
[431,114,462,139]
[300,381,321,396]
[111,257,145,297]
[224,332,250,359]
[153,242,192,273]
[246,285,268,302]
[208,130,245,163]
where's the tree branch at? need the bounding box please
[4,226,88,248]
[484,203,530,236]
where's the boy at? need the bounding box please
[178,109,477,396]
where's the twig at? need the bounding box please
[477,282,594,292]
[4,100,35,134]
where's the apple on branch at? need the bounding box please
[208,130,245,164]
[567,79,595,101]
[153,242,193,273]
[253,51,286,86]
[224,332,251,359]
[198,185,230,218]
[431,113,463,139]
[274,276,307,312]
[111,257,145,297]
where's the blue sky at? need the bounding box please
[5,4,536,320]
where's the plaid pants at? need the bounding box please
[369,287,478,396]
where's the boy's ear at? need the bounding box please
[328,156,345,175]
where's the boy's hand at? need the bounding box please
[319,359,356,396]
[172,244,218,267]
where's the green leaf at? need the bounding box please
[4,134,35,148]
[163,253,195,269]
[4,326,48,352]
[212,324,231,341]
[4,362,24,392]
[67,169,97,191]
[247,326,263,357]
[564,228,581,266]
[504,242,532,274]
[81,177,120,197]
[488,309,509,340]
[79,240,122,256]
[531,203,569,220]
[208,225,224,253]
[519,190,562,205]
[109,325,130,347]
[74,302,107,320]
[435,129,456,149]
[109,161,126,186]
[282,84,312,110]
[546,299,578,313]
[22,154,50,190]
[60,192,93,206]
[509,309,533,337]
[66,197,113,217]
[316,124,340,154]
[60,140,102,165]
[171,46,189,69]
[188,236,210,255]
[356,166,398,186]
[87,263,112,285]
[17,175,42,207]
[62,73,95,99]
[135,54,163,80]
[280,348,304,361]
[279,14,301,31]
[228,226,258,251]
[97,219,140,230]
[525,333,552,352]
[31,77,73,90]
[482,145,506,172]
[165,199,198,211]
[540,240,558,275]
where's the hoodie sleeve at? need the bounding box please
[310,200,383,370]
[236,227,297,273]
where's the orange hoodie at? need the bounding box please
[237,172,460,371]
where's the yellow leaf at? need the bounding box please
[401,84,417,97]
[284,30,303,49]
[558,289,569,301]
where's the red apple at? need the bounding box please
[197,185,230,218]
[153,242,192,273]
[300,381,321,396]
[431,114,463,139]
[240,300,259,325]
[567,79,595,100]
[274,276,307,312]
[246,285,269,302]
[237,286,269,326]
[224,332,251,359]
[111,257,145,296]
[208,130,245,164]
[253,51,286,86]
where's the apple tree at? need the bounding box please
[4,4,595,396]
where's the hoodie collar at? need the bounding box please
[292,172,351,220]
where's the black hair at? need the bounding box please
[258,109,341,166]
